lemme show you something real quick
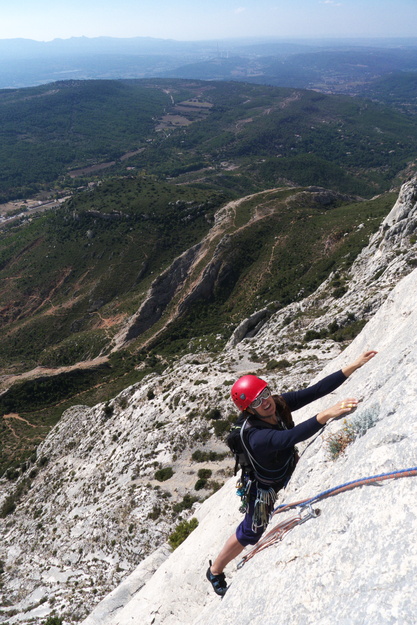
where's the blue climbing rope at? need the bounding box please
[237,466,417,568]
[273,465,417,516]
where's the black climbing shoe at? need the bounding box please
[206,560,228,597]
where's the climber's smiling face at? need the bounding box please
[249,388,276,420]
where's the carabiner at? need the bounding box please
[298,503,321,524]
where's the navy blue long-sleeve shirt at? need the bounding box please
[244,370,347,486]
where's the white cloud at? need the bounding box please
[234,7,246,14]
[319,0,342,5]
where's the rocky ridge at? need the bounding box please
[104,265,417,625]
[230,176,417,352]
[0,176,416,624]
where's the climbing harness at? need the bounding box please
[236,476,277,531]
[241,418,294,484]
[233,416,294,528]
[237,465,417,568]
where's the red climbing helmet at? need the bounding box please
[230,375,268,411]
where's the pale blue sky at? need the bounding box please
[3,0,417,42]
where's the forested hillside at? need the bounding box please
[0,80,170,200]
[1,78,417,201]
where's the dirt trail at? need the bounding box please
[171,187,293,314]
[2,413,38,439]
[0,356,109,394]
[3,413,37,427]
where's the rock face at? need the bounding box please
[225,175,417,375]
[118,242,203,343]
[227,305,275,346]
[1,177,417,624]
[177,235,233,315]
[112,197,237,350]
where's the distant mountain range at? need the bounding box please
[1,36,417,91]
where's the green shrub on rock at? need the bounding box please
[43,617,63,625]
[154,467,174,482]
[168,518,198,550]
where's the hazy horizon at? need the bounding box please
[4,1,417,43]
[3,34,417,44]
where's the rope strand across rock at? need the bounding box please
[237,466,417,568]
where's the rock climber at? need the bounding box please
[206,350,377,596]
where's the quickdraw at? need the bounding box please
[236,476,252,514]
